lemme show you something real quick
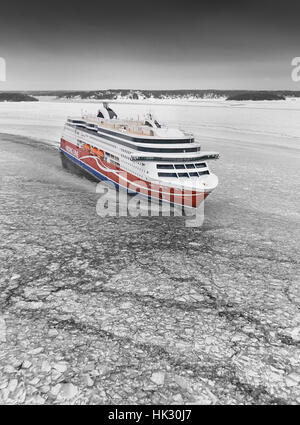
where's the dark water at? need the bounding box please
[0,132,299,405]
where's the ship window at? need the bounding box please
[145,121,152,127]
[195,163,206,168]
[186,164,195,169]
[140,147,199,153]
[158,172,178,178]
[174,164,185,169]
[157,164,174,169]
[97,111,104,118]
[178,173,189,177]
[154,120,161,128]
[132,155,216,162]
[189,172,199,177]
[198,170,210,176]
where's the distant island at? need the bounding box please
[1,89,300,102]
[0,92,38,102]
[226,92,285,101]
[27,89,299,102]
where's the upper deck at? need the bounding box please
[67,102,194,144]
[76,115,193,140]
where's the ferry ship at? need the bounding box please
[60,103,219,208]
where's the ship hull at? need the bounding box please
[60,138,211,208]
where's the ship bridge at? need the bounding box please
[130,151,219,162]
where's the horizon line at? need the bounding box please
[1,88,300,93]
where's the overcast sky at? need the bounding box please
[1,0,300,90]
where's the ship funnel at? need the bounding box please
[97,103,118,120]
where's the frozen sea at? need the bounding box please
[0,99,299,404]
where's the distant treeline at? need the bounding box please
[226,92,286,101]
[0,92,38,102]
[26,89,300,101]
[2,89,300,102]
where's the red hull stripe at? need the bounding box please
[60,139,210,207]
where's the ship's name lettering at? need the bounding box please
[66,145,79,158]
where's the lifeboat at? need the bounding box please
[96,149,104,158]
[84,144,90,151]
[91,147,98,155]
